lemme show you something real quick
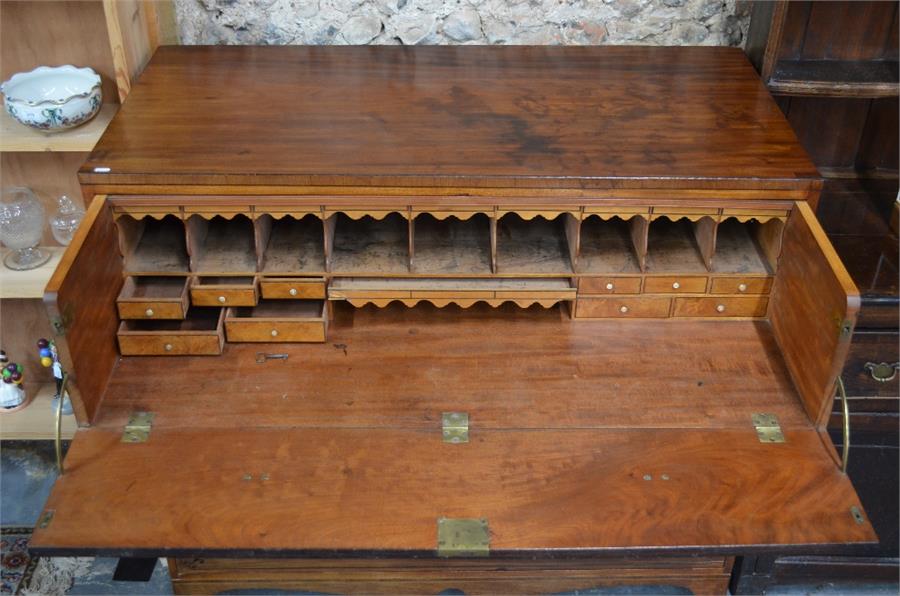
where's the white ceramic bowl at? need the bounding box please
[1,66,102,131]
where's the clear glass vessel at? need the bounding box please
[50,195,85,246]
[0,187,50,270]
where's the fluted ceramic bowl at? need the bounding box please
[1,66,102,131]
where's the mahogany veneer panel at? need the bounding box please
[79,46,818,190]
[93,304,807,431]
[30,425,874,555]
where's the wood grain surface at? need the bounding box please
[91,303,808,431]
[80,46,818,190]
[770,202,860,427]
[44,196,123,424]
[30,425,874,555]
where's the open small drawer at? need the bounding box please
[224,300,328,343]
[116,276,190,320]
[117,307,225,356]
[190,276,258,307]
[259,277,326,300]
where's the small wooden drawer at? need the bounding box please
[191,276,258,307]
[709,277,773,295]
[575,297,671,318]
[579,276,642,295]
[117,308,225,356]
[116,276,189,320]
[673,296,768,318]
[260,277,326,300]
[225,300,327,343]
[643,276,707,294]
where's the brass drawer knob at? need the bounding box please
[619,305,629,314]
[605,282,614,291]
[738,283,747,293]
[217,295,227,304]
[145,308,154,317]
[270,329,279,337]
[864,362,899,383]
[289,288,298,296]
[164,343,173,352]
[716,304,726,313]
[672,282,680,289]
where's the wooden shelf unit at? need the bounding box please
[0,383,78,440]
[0,105,118,153]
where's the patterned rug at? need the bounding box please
[0,528,37,595]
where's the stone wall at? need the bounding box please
[175,0,752,47]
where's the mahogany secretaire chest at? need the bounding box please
[30,46,876,594]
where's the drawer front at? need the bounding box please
[575,297,671,318]
[225,320,326,343]
[643,276,707,294]
[191,286,258,307]
[579,276,642,295]
[841,331,900,397]
[117,301,187,320]
[709,277,773,295]
[260,279,326,300]
[117,333,223,356]
[673,296,768,318]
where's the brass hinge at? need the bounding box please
[50,306,74,336]
[442,412,468,444]
[122,411,155,443]
[752,413,785,443]
[437,517,490,557]
[37,509,54,529]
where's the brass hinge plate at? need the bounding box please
[442,412,468,444]
[437,517,490,557]
[122,411,155,443]
[37,509,54,529]
[752,413,785,443]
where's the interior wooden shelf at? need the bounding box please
[0,383,77,440]
[412,214,492,275]
[331,214,410,274]
[579,216,642,274]
[497,214,574,275]
[189,215,256,273]
[645,218,708,274]
[330,277,573,291]
[0,247,64,298]
[711,220,773,275]
[261,216,325,273]
[769,60,899,98]
[0,104,118,152]
[119,215,189,274]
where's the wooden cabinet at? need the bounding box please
[27,47,878,594]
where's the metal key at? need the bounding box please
[256,352,289,364]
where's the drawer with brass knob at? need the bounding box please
[116,307,225,356]
[190,276,259,307]
[224,300,328,343]
[575,297,671,318]
[116,276,190,320]
[578,276,642,295]
[260,277,326,300]
[643,276,707,294]
[709,276,773,295]
[672,296,768,318]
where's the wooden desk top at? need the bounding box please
[81,46,819,192]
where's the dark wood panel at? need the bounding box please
[168,556,734,596]
[842,331,900,397]
[80,46,818,190]
[782,97,870,168]
[856,97,900,172]
[94,304,808,431]
[801,1,899,62]
[770,202,859,427]
[29,426,874,556]
[44,197,123,424]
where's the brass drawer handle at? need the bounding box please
[864,362,899,383]
[835,377,850,474]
